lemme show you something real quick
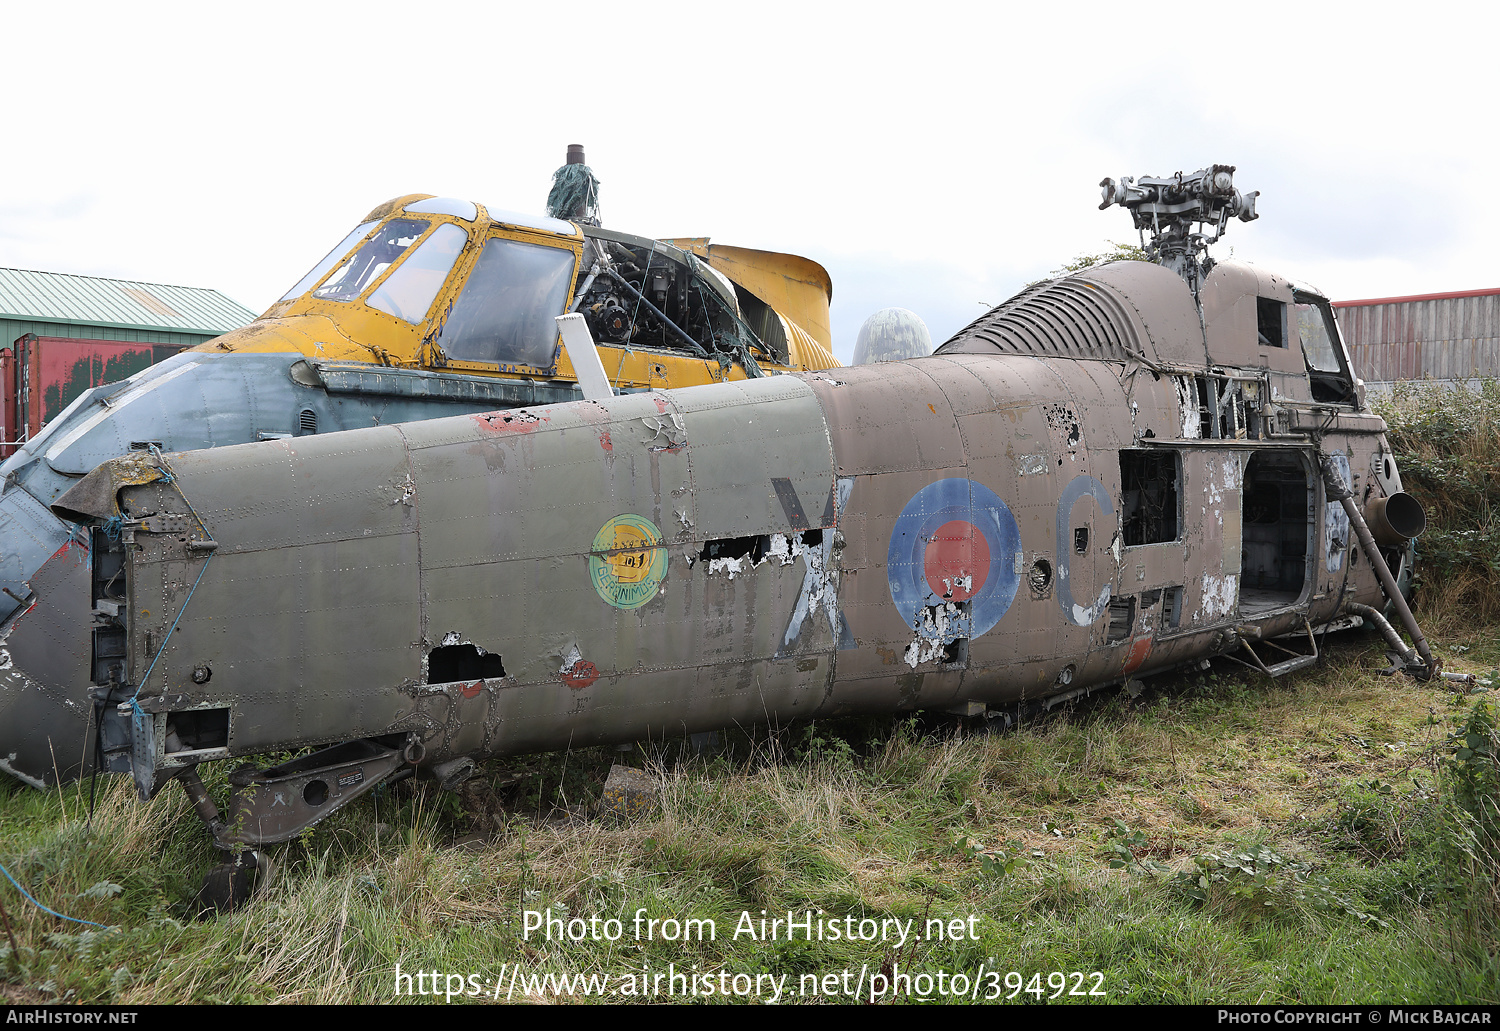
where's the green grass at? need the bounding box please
[1,629,1496,1004]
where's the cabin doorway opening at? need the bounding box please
[1240,452,1312,616]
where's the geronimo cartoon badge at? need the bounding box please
[590,514,668,609]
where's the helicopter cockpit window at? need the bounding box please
[438,236,577,370]
[279,220,378,301]
[1294,294,1356,403]
[312,218,431,303]
[1256,297,1286,348]
[367,223,468,324]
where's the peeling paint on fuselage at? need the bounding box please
[474,410,544,433]
[904,601,963,668]
[707,533,807,579]
[780,477,855,655]
[0,754,47,791]
[1200,572,1239,619]
[1175,376,1202,439]
[1323,452,1353,573]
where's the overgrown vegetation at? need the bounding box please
[1375,379,1500,624]
[0,387,1496,1005]
[1040,241,1149,282]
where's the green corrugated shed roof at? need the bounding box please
[0,267,257,336]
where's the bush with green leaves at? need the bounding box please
[1167,843,1387,928]
[1375,379,1500,621]
[1447,697,1500,842]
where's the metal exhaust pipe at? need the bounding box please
[1364,492,1426,548]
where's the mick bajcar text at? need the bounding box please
[1219,1013,1491,1024]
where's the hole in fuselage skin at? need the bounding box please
[165,707,229,751]
[1029,559,1053,595]
[427,643,506,684]
[1163,586,1184,629]
[1120,450,1181,545]
[1242,452,1310,611]
[940,638,967,665]
[699,536,769,563]
[1106,596,1136,644]
[1074,528,1089,554]
[699,530,823,565]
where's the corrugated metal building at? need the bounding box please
[1334,286,1500,390]
[0,267,255,452]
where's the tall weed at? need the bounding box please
[1376,379,1500,623]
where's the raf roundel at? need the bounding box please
[887,478,1021,637]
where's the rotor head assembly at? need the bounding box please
[1099,164,1259,292]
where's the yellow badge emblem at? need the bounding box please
[589,514,667,609]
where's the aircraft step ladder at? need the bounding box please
[1222,620,1320,678]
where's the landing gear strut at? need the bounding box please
[176,735,413,915]
[176,761,265,916]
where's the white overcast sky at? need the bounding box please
[3,1,1494,363]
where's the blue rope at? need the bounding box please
[146,445,174,485]
[129,551,214,709]
[122,443,217,711]
[146,444,174,484]
[0,859,112,930]
[148,444,214,540]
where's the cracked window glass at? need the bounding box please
[1295,294,1356,403]
[313,218,431,303]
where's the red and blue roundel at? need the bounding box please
[887,478,1021,637]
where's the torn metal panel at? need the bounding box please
[1174,376,1204,440]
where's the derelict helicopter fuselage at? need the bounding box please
[0,192,837,787]
[61,168,1434,854]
